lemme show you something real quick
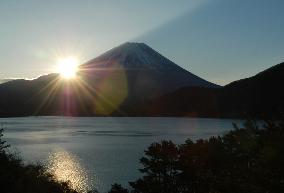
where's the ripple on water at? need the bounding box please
[46,149,94,193]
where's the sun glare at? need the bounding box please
[57,56,79,79]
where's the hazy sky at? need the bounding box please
[1,0,284,85]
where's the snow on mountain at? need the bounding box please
[85,42,178,70]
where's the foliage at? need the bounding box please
[110,118,284,193]
[108,183,129,193]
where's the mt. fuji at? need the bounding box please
[80,42,219,102]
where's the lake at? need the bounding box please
[0,116,243,193]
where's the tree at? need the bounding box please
[0,128,9,153]
[108,184,129,193]
[130,140,179,193]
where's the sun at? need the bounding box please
[57,56,79,79]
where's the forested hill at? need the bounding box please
[140,62,284,119]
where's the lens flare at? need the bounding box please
[57,56,79,79]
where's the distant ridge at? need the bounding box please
[218,62,284,118]
[0,79,14,84]
[141,62,284,119]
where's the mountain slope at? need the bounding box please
[142,62,284,118]
[80,42,219,102]
[0,74,62,116]
[219,62,284,118]
[0,42,219,117]
[0,79,13,84]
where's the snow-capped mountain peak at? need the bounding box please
[84,42,180,70]
[81,42,219,101]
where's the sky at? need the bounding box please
[0,0,284,85]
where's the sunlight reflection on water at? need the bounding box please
[47,149,93,193]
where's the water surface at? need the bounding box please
[1,116,243,192]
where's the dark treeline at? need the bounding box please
[108,117,284,193]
